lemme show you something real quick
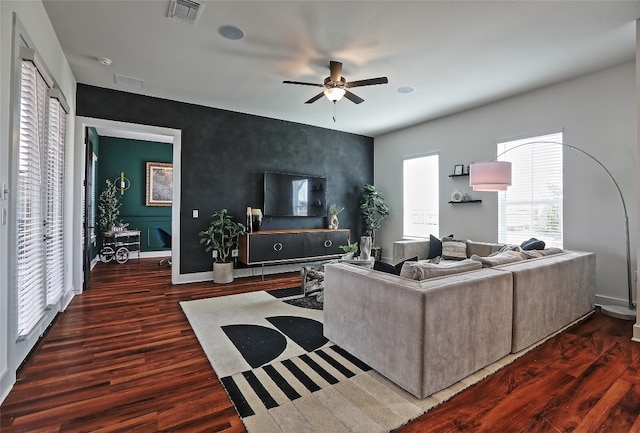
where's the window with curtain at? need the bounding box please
[403,153,439,238]
[16,49,68,338]
[497,131,563,248]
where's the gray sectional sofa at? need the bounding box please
[323,240,595,399]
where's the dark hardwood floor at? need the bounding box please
[1,258,639,432]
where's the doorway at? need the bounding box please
[74,117,182,291]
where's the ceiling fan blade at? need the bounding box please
[305,92,325,104]
[344,90,364,104]
[346,77,389,88]
[329,61,342,82]
[283,80,324,87]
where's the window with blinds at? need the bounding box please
[497,132,563,248]
[403,153,439,238]
[16,51,68,338]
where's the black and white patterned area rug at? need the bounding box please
[180,289,539,433]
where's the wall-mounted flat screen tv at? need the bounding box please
[264,171,327,217]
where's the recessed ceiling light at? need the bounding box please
[97,57,112,66]
[397,86,415,94]
[218,25,245,40]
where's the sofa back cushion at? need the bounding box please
[400,258,482,280]
[470,250,526,267]
[466,240,505,258]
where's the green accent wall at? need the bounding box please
[97,136,172,252]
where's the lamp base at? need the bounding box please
[600,304,637,321]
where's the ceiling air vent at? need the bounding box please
[167,0,203,24]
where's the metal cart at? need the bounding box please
[99,229,141,263]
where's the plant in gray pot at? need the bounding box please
[360,184,390,247]
[199,209,246,284]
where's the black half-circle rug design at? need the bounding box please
[266,316,328,352]
[222,316,327,368]
[221,324,287,369]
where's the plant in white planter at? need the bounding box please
[199,209,246,284]
[339,241,358,259]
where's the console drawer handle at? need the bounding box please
[273,242,283,252]
[324,239,333,248]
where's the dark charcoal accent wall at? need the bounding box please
[77,84,373,274]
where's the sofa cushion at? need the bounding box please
[441,238,467,261]
[466,240,505,258]
[521,237,546,250]
[470,250,526,267]
[400,258,481,280]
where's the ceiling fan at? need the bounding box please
[283,60,388,104]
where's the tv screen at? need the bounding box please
[264,171,327,217]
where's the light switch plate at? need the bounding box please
[192,209,199,218]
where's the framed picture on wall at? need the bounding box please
[146,162,172,206]
[454,164,464,175]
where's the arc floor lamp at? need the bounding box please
[469,141,636,321]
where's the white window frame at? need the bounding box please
[497,131,563,248]
[403,153,439,238]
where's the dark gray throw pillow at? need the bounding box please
[428,234,442,259]
[373,260,398,275]
[520,238,546,250]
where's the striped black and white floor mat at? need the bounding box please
[180,289,525,433]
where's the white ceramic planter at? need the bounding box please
[213,262,234,284]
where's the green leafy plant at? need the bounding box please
[339,241,358,253]
[97,179,121,231]
[199,209,246,263]
[360,184,390,240]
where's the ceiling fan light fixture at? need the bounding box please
[324,87,346,102]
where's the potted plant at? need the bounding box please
[199,209,246,284]
[339,241,358,259]
[359,184,390,245]
[97,179,121,232]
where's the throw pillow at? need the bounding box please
[441,238,467,261]
[428,234,442,259]
[470,250,526,267]
[373,260,399,275]
[394,256,418,274]
[399,259,481,280]
[520,238,546,250]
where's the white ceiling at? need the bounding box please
[42,1,640,137]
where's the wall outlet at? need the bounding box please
[192,209,198,218]
[231,249,239,258]
[212,250,217,259]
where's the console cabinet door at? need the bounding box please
[248,234,279,262]
[304,231,347,256]
[276,233,305,260]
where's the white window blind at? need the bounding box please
[497,132,563,248]
[403,154,439,238]
[45,96,66,306]
[16,53,68,338]
[17,60,47,337]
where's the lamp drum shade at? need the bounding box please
[469,161,512,191]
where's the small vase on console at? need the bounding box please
[251,208,263,232]
[360,236,372,261]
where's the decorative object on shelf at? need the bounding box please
[251,208,263,232]
[454,164,464,176]
[328,203,344,229]
[360,236,372,261]
[450,190,463,202]
[462,193,471,202]
[98,179,121,232]
[470,140,635,321]
[339,241,358,259]
[246,207,253,233]
[115,171,130,195]
[199,209,246,284]
[145,162,172,207]
[360,184,390,245]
